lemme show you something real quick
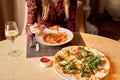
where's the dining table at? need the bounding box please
[0,32,120,80]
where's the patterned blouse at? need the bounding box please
[27,0,77,31]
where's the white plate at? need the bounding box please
[53,64,75,80]
[35,27,73,46]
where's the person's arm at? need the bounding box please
[22,1,28,35]
[76,0,85,32]
[26,0,37,25]
[22,0,37,35]
[65,0,77,31]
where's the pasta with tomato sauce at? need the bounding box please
[43,32,67,44]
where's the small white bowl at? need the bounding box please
[40,56,52,68]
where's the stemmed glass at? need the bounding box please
[5,21,21,57]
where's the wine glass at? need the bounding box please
[5,21,21,57]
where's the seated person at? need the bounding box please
[24,0,84,33]
[22,0,85,46]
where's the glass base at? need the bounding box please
[8,50,22,57]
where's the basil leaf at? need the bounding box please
[77,54,83,60]
[81,71,90,78]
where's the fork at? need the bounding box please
[29,35,40,52]
[33,35,40,52]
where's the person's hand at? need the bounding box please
[30,23,46,34]
[39,24,46,31]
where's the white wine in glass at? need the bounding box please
[5,21,21,57]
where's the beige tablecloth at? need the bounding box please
[0,33,120,80]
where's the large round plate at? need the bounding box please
[53,46,110,80]
[35,27,73,46]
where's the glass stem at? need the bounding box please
[12,40,15,53]
[12,40,14,44]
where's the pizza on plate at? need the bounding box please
[53,46,110,80]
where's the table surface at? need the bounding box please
[0,33,120,80]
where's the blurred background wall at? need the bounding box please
[0,0,14,40]
[13,0,26,35]
[0,0,25,41]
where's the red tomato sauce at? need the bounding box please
[40,57,50,63]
